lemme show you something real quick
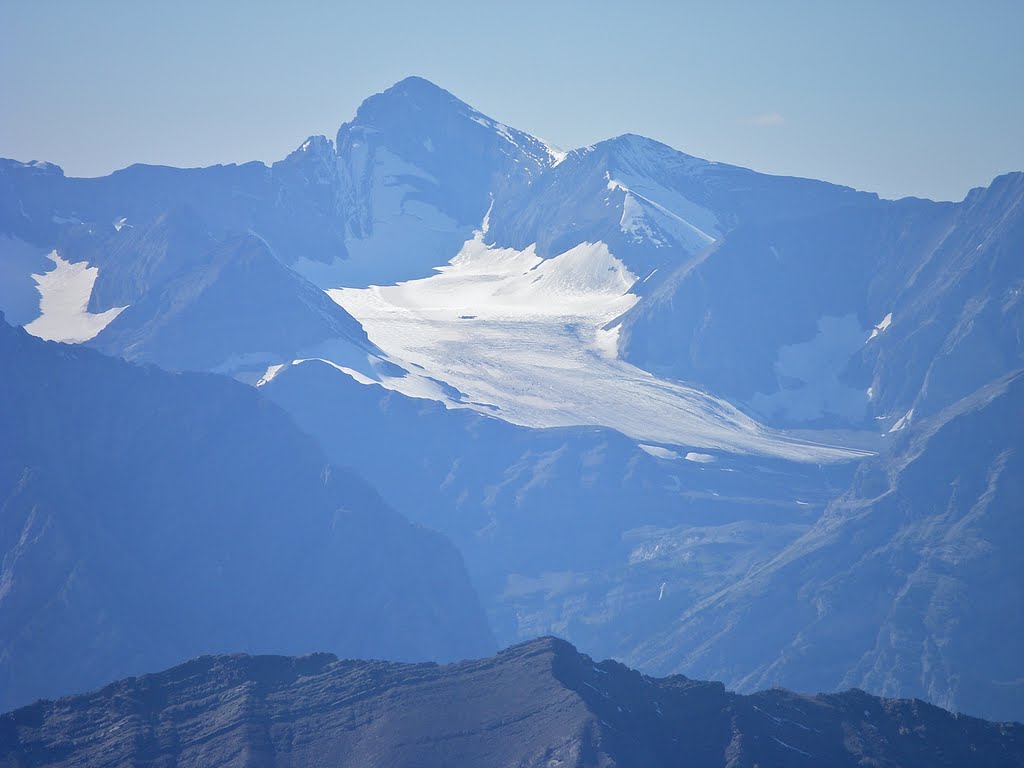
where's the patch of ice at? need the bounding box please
[256,363,286,387]
[639,444,680,460]
[606,173,719,253]
[541,139,568,166]
[296,358,377,386]
[594,323,622,359]
[23,251,127,343]
[326,225,871,463]
[684,452,715,463]
[889,408,914,433]
[619,192,666,246]
[867,311,893,341]
[750,314,871,424]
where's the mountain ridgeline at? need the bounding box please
[3,638,1022,768]
[1,75,1022,726]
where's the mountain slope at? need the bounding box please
[326,76,560,286]
[632,371,1024,721]
[2,637,1021,768]
[2,76,1023,725]
[0,316,493,712]
[85,226,374,378]
[488,133,874,278]
[263,359,856,654]
[618,172,1024,430]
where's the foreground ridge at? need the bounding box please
[2,637,1021,768]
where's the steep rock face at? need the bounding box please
[0,318,493,712]
[618,172,1024,430]
[2,638,1021,768]
[633,371,1024,722]
[0,158,370,378]
[330,76,559,286]
[85,227,373,377]
[488,133,874,278]
[0,147,346,270]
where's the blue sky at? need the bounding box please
[2,0,1021,200]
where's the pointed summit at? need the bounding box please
[330,77,561,286]
[336,76,557,171]
[340,76,474,141]
[381,75,462,102]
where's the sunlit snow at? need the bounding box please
[606,174,718,253]
[684,452,716,463]
[889,408,914,433]
[326,228,870,463]
[638,444,681,460]
[867,312,893,341]
[23,251,127,343]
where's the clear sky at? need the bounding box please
[2,0,1021,201]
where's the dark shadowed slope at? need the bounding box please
[0,316,493,712]
[2,637,1021,768]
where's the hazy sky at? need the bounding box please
[2,1,1022,201]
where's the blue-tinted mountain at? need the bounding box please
[634,371,1024,721]
[618,172,1024,430]
[2,637,1021,768]
[0,315,493,712]
[263,359,854,656]
[1,76,1022,724]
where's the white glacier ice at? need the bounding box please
[23,251,127,343]
[324,226,871,463]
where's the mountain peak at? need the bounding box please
[387,75,450,96]
[349,76,472,125]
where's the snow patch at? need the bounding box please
[606,173,719,252]
[889,408,914,433]
[594,323,623,359]
[256,363,286,387]
[750,315,870,424]
[639,444,680,460]
[326,225,871,463]
[684,452,716,463]
[867,312,893,341]
[23,251,127,343]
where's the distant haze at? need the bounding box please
[2,0,1022,201]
